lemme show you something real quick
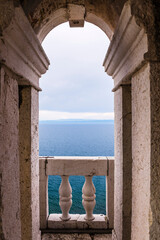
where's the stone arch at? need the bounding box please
[35,6,114,43]
[21,0,127,42]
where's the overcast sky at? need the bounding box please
[39,22,114,120]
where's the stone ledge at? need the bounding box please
[42,233,91,240]
[42,233,112,240]
[77,215,108,229]
[48,214,108,229]
[40,156,110,176]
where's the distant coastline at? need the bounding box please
[39,119,114,124]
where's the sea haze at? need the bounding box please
[39,120,114,214]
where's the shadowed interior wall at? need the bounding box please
[19,86,40,240]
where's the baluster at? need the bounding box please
[82,176,96,221]
[59,175,72,221]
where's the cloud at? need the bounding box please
[39,22,114,113]
[39,110,114,121]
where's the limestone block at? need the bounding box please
[48,214,80,229]
[68,4,85,27]
[48,214,108,230]
[77,215,108,229]
[42,156,109,176]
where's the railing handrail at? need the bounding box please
[39,156,114,176]
[39,156,114,230]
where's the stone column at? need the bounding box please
[0,5,49,240]
[19,86,40,240]
[130,2,160,238]
[113,84,132,240]
[131,49,160,240]
[103,2,147,240]
[131,63,150,240]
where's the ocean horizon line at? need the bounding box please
[39,119,114,124]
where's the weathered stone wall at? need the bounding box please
[131,63,150,240]
[130,0,160,61]
[0,3,49,239]
[0,0,15,33]
[0,66,21,240]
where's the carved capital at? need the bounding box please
[0,6,49,89]
[103,2,148,90]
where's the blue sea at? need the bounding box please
[39,120,114,215]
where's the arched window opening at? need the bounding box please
[39,22,114,218]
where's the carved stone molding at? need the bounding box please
[36,4,113,43]
[0,6,49,89]
[103,2,148,90]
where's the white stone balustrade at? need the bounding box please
[59,176,72,221]
[39,156,114,230]
[82,176,96,221]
